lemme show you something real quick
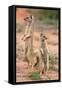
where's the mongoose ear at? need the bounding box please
[30,15,32,19]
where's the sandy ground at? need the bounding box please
[16,29,59,82]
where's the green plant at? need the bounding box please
[29,72,40,80]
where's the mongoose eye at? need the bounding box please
[43,36,47,40]
[24,17,29,21]
[40,33,47,40]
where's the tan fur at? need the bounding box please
[40,33,49,72]
[21,15,34,68]
[21,15,49,74]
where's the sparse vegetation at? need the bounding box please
[49,53,58,64]
[16,23,23,32]
[49,65,58,72]
[48,53,58,71]
[27,9,59,28]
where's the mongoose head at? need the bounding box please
[24,15,34,23]
[40,33,47,42]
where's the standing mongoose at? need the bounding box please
[22,15,34,67]
[40,33,49,72]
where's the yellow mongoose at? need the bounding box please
[40,33,49,72]
[22,15,34,67]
